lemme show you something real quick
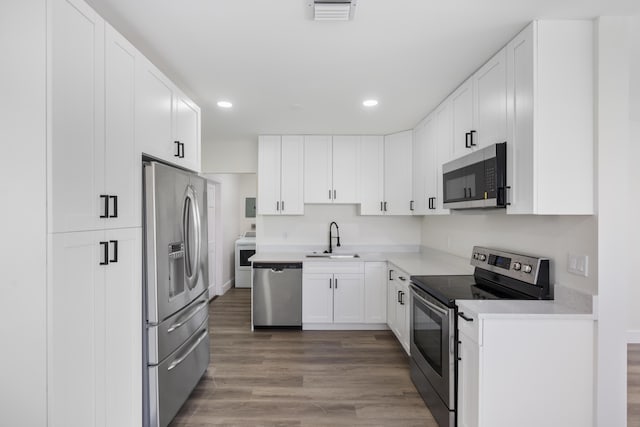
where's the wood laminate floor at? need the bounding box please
[169,288,436,427]
[630,344,640,426]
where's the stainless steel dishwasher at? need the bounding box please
[252,262,303,328]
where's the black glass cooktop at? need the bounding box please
[410,274,531,307]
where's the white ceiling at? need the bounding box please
[87,0,639,146]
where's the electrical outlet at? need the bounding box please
[568,253,589,277]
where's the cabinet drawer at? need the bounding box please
[304,261,364,274]
[457,309,481,345]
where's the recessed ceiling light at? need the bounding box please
[217,101,233,108]
[363,99,378,107]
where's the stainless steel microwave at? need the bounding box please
[442,142,507,209]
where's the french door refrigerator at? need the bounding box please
[143,161,210,427]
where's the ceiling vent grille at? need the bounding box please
[310,0,357,21]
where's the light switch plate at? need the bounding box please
[568,253,589,277]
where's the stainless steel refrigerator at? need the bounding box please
[143,161,210,427]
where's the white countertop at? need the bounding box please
[456,299,594,320]
[249,246,474,276]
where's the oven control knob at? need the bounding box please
[523,264,533,274]
[513,262,522,271]
[473,253,478,260]
[478,254,487,262]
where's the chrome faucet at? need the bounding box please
[325,221,341,254]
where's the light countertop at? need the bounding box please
[456,299,595,319]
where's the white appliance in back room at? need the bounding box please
[235,231,256,287]
[142,161,210,427]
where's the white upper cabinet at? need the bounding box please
[506,21,593,215]
[257,135,304,215]
[358,136,385,215]
[473,48,508,149]
[450,79,474,160]
[135,56,201,172]
[173,91,201,172]
[331,136,360,203]
[359,132,412,216]
[304,135,359,204]
[50,0,105,233]
[412,115,433,215]
[450,49,507,160]
[384,131,413,215]
[433,101,452,214]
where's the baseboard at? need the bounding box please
[220,279,233,296]
[303,323,389,331]
[628,330,640,343]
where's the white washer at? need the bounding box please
[234,232,256,288]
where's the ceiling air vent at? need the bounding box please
[308,0,357,21]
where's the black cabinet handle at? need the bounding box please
[334,278,338,289]
[383,201,387,212]
[389,269,394,281]
[458,312,474,322]
[329,278,332,289]
[470,130,477,146]
[465,132,471,148]
[398,276,406,281]
[109,195,118,218]
[100,195,109,218]
[174,141,181,157]
[380,201,383,212]
[281,200,285,211]
[397,290,401,303]
[333,189,336,200]
[329,190,332,200]
[179,142,185,158]
[428,197,435,210]
[276,201,280,211]
[109,240,118,263]
[399,291,405,305]
[99,241,109,265]
[410,200,414,211]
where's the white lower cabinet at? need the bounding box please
[50,228,141,427]
[387,264,410,355]
[456,301,594,427]
[364,262,387,323]
[302,261,388,328]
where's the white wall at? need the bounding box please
[257,205,422,250]
[421,214,597,293]
[0,1,47,425]
[628,15,640,340]
[202,137,257,173]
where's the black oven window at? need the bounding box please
[414,301,443,376]
[239,249,255,267]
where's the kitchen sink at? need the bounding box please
[305,253,360,259]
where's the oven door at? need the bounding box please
[410,284,456,409]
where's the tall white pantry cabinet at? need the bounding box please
[1,0,201,426]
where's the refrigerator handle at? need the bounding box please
[182,185,201,290]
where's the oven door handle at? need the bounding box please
[410,285,449,316]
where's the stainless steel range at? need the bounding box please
[409,247,551,427]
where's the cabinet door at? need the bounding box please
[364,262,387,323]
[384,131,413,215]
[280,135,304,215]
[434,102,453,214]
[104,24,140,229]
[458,331,480,427]
[451,79,474,160]
[396,279,411,353]
[174,92,201,172]
[103,228,142,426]
[50,0,105,233]
[135,57,174,162]
[333,273,365,323]
[303,135,332,203]
[50,230,105,427]
[257,136,281,215]
[332,136,360,203]
[506,23,535,215]
[393,281,406,344]
[302,273,334,323]
[412,122,428,215]
[359,136,384,215]
[387,272,397,333]
[473,48,507,150]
